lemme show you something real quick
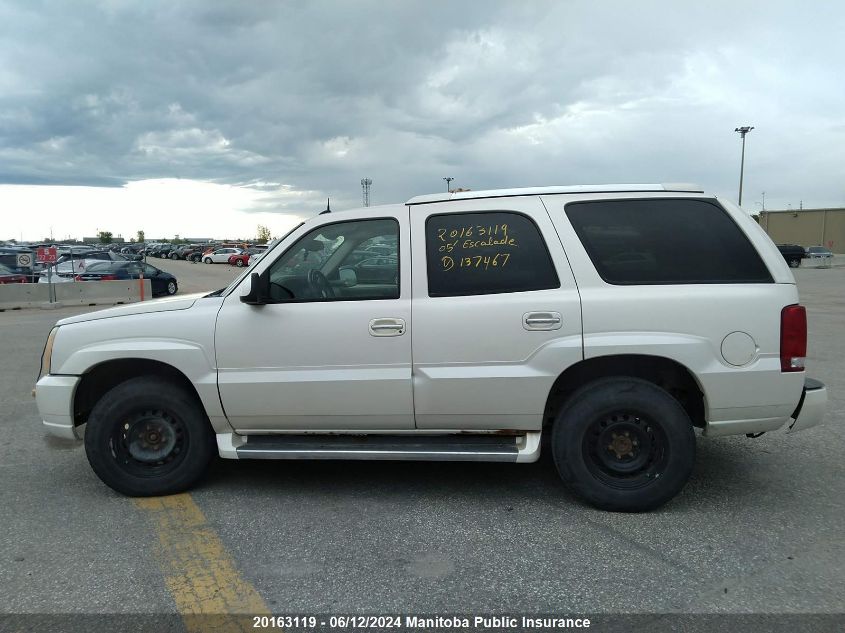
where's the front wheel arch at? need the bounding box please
[73,358,210,431]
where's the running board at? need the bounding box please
[217,432,541,463]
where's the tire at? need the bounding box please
[190,254,200,263]
[235,259,244,267]
[84,377,215,496]
[203,257,212,264]
[166,280,178,295]
[788,258,801,268]
[170,253,178,260]
[551,377,695,512]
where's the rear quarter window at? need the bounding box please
[564,198,773,284]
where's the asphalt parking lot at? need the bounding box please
[0,258,843,624]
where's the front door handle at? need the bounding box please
[523,312,562,331]
[369,318,406,337]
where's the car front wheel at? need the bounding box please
[551,377,695,512]
[203,257,212,264]
[166,280,178,295]
[84,377,215,496]
[235,259,244,267]
[788,258,801,268]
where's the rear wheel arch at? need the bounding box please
[73,358,209,429]
[543,354,706,429]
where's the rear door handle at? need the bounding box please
[369,318,406,337]
[523,312,562,331]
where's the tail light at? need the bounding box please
[101,274,117,280]
[73,275,82,281]
[780,304,807,372]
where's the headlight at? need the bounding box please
[40,326,58,378]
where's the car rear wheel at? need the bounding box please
[166,280,178,295]
[551,377,695,512]
[84,377,215,496]
[788,258,801,268]
[169,253,178,260]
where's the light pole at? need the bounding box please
[734,126,754,206]
[443,177,454,192]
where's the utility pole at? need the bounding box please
[734,126,754,206]
[443,177,454,192]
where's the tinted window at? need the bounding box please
[565,198,772,284]
[426,211,559,297]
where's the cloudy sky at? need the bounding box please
[1,0,843,241]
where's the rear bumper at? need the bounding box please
[35,374,81,440]
[786,378,827,433]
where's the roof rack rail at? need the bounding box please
[406,183,704,205]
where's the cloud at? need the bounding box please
[1,0,844,240]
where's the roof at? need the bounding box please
[406,183,704,205]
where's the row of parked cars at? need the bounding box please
[0,244,177,297]
[776,244,835,268]
[138,242,267,263]
[42,251,177,297]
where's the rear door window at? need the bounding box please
[425,211,559,297]
[564,198,772,284]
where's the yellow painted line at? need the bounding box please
[135,493,270,633]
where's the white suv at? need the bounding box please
[35,184,827,511]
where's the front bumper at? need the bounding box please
[35,374,81,440]
[786,377,827,433]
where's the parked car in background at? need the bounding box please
[776,244,806,268]
[204,247,243,264]
[74,261,178,297]
[157,244,175,258]
[38,251,129,283]
[227,247,265,267]
[804,246,834,268]
[120,244,145,256]
[0,263,28,284]
[806,245,833,258]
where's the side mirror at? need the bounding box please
[338,267,357,287]
[240,272,269,305]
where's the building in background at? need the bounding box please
[759,208,845,253]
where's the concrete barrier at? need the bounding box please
[0,279,152,311]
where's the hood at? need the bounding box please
[57,292,211,325]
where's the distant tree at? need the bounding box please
[137,230,145,243]
[256,224,272,244]
[172,234,184,245]
[130,237,136,243]
[98,231,113,244]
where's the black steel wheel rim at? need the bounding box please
[582,411,669,490]
[109,409,188,477]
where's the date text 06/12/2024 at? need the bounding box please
[251,615,592,629]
